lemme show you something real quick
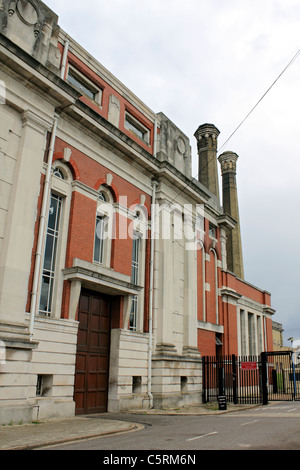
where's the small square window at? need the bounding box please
[67,66,102,105]
[209,222,216,239]
[125,112,150,145]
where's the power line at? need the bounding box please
[168,48,300,206]
[218,48,300,153]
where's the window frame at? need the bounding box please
[38,161,73,319]
[93,187,114,268]
[124,111,150,145]
[131,233,140,285]
[38,192,62,317]
[209,221,217,239]
[67,64,103,107]
[127,207,148,332]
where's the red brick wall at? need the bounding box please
[53,137,151,277]
[221,300,238,355]
[57,44,155,155]
[197,329,216,356]
[205,250,217,324]
[197,247,204,321]
[65,191,96,266]
[28,134,152,325]
[264,317,273,351]
[222,270,270,306]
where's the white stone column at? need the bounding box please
[0,110,51,324]
[183,213,199,356]
[155,202,176,353]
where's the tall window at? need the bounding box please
[130,295,138,331]
[130,230,140,331]
[248,313,254,356]
[131,235,140,284]
[94,192,107,264]
[240,310,246,356]
[39,194,62,316]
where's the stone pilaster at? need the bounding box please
[0,110,52,323]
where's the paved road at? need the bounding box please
[42,401,300,451]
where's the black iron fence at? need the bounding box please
[202,351,300,405]
[263,351,300,402]
[202,354,262,405]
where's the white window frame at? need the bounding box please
[38,192,62,317]
[93,187,114,268]
[67,64,103,107]
[125,111,150,145]
[38,161,73,318]
[209,221,217,239]
[128,207,147,332]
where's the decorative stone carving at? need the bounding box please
[177,136,186,155]
[1,0,61,72]
[16,0,38,25]
[108,94,120,128]
[156,112,191,177]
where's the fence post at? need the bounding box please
[202,356,206,404]
[261,352,268,405]
[232,354,237,404]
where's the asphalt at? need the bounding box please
[0,402,259,451]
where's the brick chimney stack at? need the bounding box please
[194,124,220,201]
[218,151,244,279]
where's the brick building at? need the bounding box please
[0,0,275,424]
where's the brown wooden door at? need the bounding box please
[74,290,111,415]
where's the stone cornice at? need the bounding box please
[1,31,224,218]
[63,258,142,296]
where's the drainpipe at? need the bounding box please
[60,38,69,80]
[29,114,59,339]
[148,180,158,409]
[153,119,158,158]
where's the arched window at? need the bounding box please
[210,248,219,324]
[39,193,62,316]
[52,167,64,179]
[93,187,114,267]
[128,207,147,332]
[39,161,73,317]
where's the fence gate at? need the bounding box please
[202,352,300,405]
[262,351,300,402]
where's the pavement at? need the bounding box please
[0,402,260,451]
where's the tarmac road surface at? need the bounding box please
[37,401,300,452]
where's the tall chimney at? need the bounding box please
[194,124,220,201]
[218,151,244,279]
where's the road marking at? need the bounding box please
[288,408,297,412]
[186,431,218,442]
[240,420,258,426]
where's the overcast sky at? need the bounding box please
[46,0,300,346]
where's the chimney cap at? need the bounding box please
[194,123,220,140]
[218,151,239,174]
[218,151,239,163]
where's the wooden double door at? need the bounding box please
[74,290,112,415]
